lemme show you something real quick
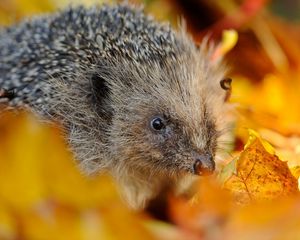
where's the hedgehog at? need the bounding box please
[0,3,231,209]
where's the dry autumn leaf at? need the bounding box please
[222,130,298,204]
[169,132,300,240]
[170,175,300,240]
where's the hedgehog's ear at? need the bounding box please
[219,77,232,102]
[91,73,110,102]
[90,72,113,121]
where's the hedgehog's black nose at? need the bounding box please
[193,153,215,176]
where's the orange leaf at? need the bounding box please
[224,130,298,204]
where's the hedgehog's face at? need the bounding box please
[98,47,230,177]
[139,78,232,176]
[108,87,226,177]
[145,113,217,176]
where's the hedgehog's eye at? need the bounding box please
[150,117,165,131]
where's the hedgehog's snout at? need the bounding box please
[193,153,215,176]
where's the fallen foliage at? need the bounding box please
[222,130,298,204]
[0,112,155,240]
[1,0,300,239]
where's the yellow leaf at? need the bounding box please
[220,29,239,55]
[211,29,238,61]
[245,129,275,155]
[0,111,155,239]
[224,131,298,204]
